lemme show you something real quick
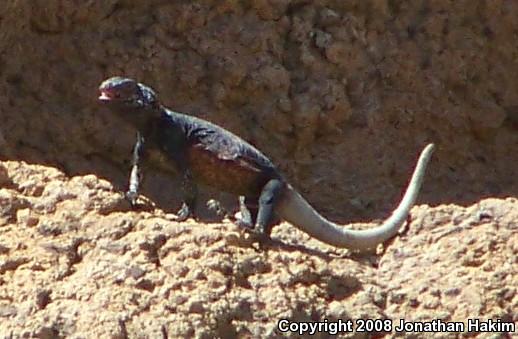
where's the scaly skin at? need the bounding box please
[98,77,435,250]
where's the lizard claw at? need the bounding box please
[232,214,271,243]
[174,202,191,222]
[232,212,254,230]
[235,218,254,230]
[125,190,139,208]
[206,199,227,217]
[238,224,272,248]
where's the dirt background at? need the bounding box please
[0,0,516,338]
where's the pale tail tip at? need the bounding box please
[423,143,436,155]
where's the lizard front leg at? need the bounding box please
[126,132,145,207]
[175,169,198,221]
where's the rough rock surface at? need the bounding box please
[0,162,516,338]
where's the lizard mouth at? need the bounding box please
[98,89,114,101]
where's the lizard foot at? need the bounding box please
[232,214,271,244]
[234,219,254,231]
[206,199,228,218]
[250,225,272,242]
[231,211,254,229]
[243,228,272,251]
[125,190,139,208]
[174,202,191,222]
[124,191,155,211]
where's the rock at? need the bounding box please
[0,161,516,337]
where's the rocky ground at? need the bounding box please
[0,0,517,338]
[0,161,516,338]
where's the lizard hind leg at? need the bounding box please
[254,178,284,237]
[175,169,198,222]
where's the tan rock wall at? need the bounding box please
[0,0,516,219]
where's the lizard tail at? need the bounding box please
[276,143,435,250]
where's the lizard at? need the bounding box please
[98,76,435,250]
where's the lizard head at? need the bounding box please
[98,77,159,110]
